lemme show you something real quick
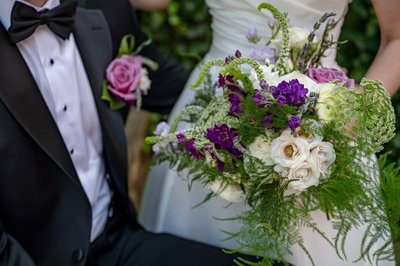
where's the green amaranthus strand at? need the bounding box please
[169,105,205,133]
[145,127,205,145]
[191,59,226,89]
[220,57,265,82]
[258,3,290,74]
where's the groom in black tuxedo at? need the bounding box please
[0,0,264,265]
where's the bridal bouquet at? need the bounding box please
[146,3,399,265]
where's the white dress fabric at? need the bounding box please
[140,1,393,265]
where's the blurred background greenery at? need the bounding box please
[138,0,400,163]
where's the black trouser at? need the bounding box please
[86,199,286,266]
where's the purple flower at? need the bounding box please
[218,74,235,88]
[252,89,268,108]
[270,79,308,106]
[288,116,301,130]
[106,55,143,104]
[261,112,273,125]
[307,67,355,88]
[186,139,203,159]
[206,124,236,150]
[249,47,275,63]
[217,160,225,172]
[206,124,242,157]
[176,133,186,143]
[228,94,243,115]
[235,50,242,58]
[218,74,226,88]
[260,80,267,89]
[227,85,245,116]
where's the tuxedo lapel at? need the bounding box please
[73,8,129,198]
[0,25,82,188]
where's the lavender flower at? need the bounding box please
[246,28,260,44]
[152,122,172,154]
[288,116,301,130]
[153,121,170,136]
[249,47,275,64]
[270,79,308,106]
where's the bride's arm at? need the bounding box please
[364,0,400,96]
[129,0,171,11]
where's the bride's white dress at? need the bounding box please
[140,1,393,265]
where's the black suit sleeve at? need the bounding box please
[0,221,36,266]
[83,0,191,115]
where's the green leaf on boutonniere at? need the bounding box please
[117,35,136,58]
[141,57,159,71]
[101,80,126,110]
[134,38,152,55]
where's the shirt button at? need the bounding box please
[63,105,68,112]
[72,248,84,262]
[70,148,74,155]
[49,58,54,65]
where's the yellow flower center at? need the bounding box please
[284,144,294,158]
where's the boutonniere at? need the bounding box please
[102,35,158,110]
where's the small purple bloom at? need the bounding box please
[235,50,242,58]
[260,80,267,89]
[252,89,268,108]
[176,133,186,143]
[288,116,301,130]
[217,160,225,172]
[261,112,273,125]
[228,94,243,115]
[186,139,203,159]
[307,67,355,88]
[218,74,226,88]
[249,47,275,64]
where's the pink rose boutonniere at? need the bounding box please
[102,35,158,110]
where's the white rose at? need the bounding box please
[248,133,275,166]
[270,130,310,168]
[315,83,342,123]
[279,71,318,94]
[285,159,321,196]
[309,137,336,175]
[208,180,245,202]
[288,27,311,49]
[249,64,280,89]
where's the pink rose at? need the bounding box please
[106,55,143,104]
[307,67,355,88]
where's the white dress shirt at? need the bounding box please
[0,0,112,242]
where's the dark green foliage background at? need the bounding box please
[139,0,399,163]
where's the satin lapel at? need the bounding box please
[73,8,129,198]
[0,25,82,188]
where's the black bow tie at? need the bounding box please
[8,0,79,44]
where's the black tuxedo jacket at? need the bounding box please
[0,0,189,265]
